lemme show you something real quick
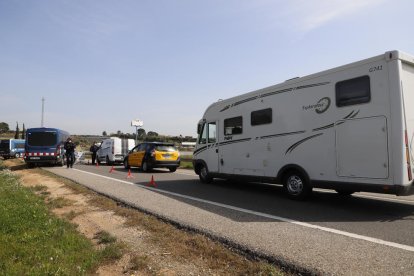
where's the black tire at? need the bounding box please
[124,159,130,169]
[335,189,355,196]
[199,165,213,183]
[15,153,20,158]
[106,156,112,166]
[59,157,64,167]
[142,161,151,172]
[283,170,312,200]
[169,167,177,172]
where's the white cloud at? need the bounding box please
[280,0,387,32]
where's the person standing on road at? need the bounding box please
[64,137,76,168]
[89,141,99,165]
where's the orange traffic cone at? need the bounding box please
[109,166,114,173]
[147,175,157,187]
[126,169,134,179]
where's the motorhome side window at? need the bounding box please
[224,116,243,135]
[336,75,371,107]
[251,108,272,126]
[198,123,207,144]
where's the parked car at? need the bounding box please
[124,142,180,172]
[96,137,135,165]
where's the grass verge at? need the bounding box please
[0,168,99,275]
[3,160,286,275]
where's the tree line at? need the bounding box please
[101,129,196,143]
[0,122,26,139]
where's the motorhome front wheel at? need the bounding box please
[283,171,311,200]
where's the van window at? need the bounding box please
[15,143,25,149]
[251,108,272,126]
[198,123,207,144]
[224,116,243,135]
[208,123,217,143]
[336,76,370,107]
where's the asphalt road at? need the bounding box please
[45,164,414,275]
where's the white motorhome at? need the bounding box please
[193,50,414,199]
[96,137,135,165]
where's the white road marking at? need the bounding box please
[70,168,414,253]
[355,194,414,204]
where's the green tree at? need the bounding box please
[0,122,9,133]
[102,131,107,136]
[14,122,20,139]
[138,128,146,138]
[21,123,26,139]
[147,131,158,137]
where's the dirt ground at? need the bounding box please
[3,159,282,276]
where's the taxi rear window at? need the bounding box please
[154,145,176,152]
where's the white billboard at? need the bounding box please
[131,119,144,127]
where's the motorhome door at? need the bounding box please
[335,116,389,179]
[199,121,219,173]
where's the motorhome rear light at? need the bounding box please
[405,130,409,146]
[405,130,412,181]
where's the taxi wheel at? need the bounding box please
[169,167,177,172]
[124,159,130,169]
[142,161,151,172]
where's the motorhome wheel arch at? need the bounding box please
[193,50,414,199]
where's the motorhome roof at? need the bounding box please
[204,50,414,115]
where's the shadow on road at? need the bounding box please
[132,177,414,225]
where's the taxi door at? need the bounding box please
[128,144,144,167]
[135,144,147,167]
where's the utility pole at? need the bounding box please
[41,97,45,127]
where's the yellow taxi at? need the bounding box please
[123,142,180,172]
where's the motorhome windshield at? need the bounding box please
[27,131,57,146]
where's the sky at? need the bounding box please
[1,0,414,137]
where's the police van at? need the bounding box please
[193,50,414,199]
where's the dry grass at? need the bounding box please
[47,196,75,209]
[94,230,117,244]
[63,210,84,220]
[88,194,283,275]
